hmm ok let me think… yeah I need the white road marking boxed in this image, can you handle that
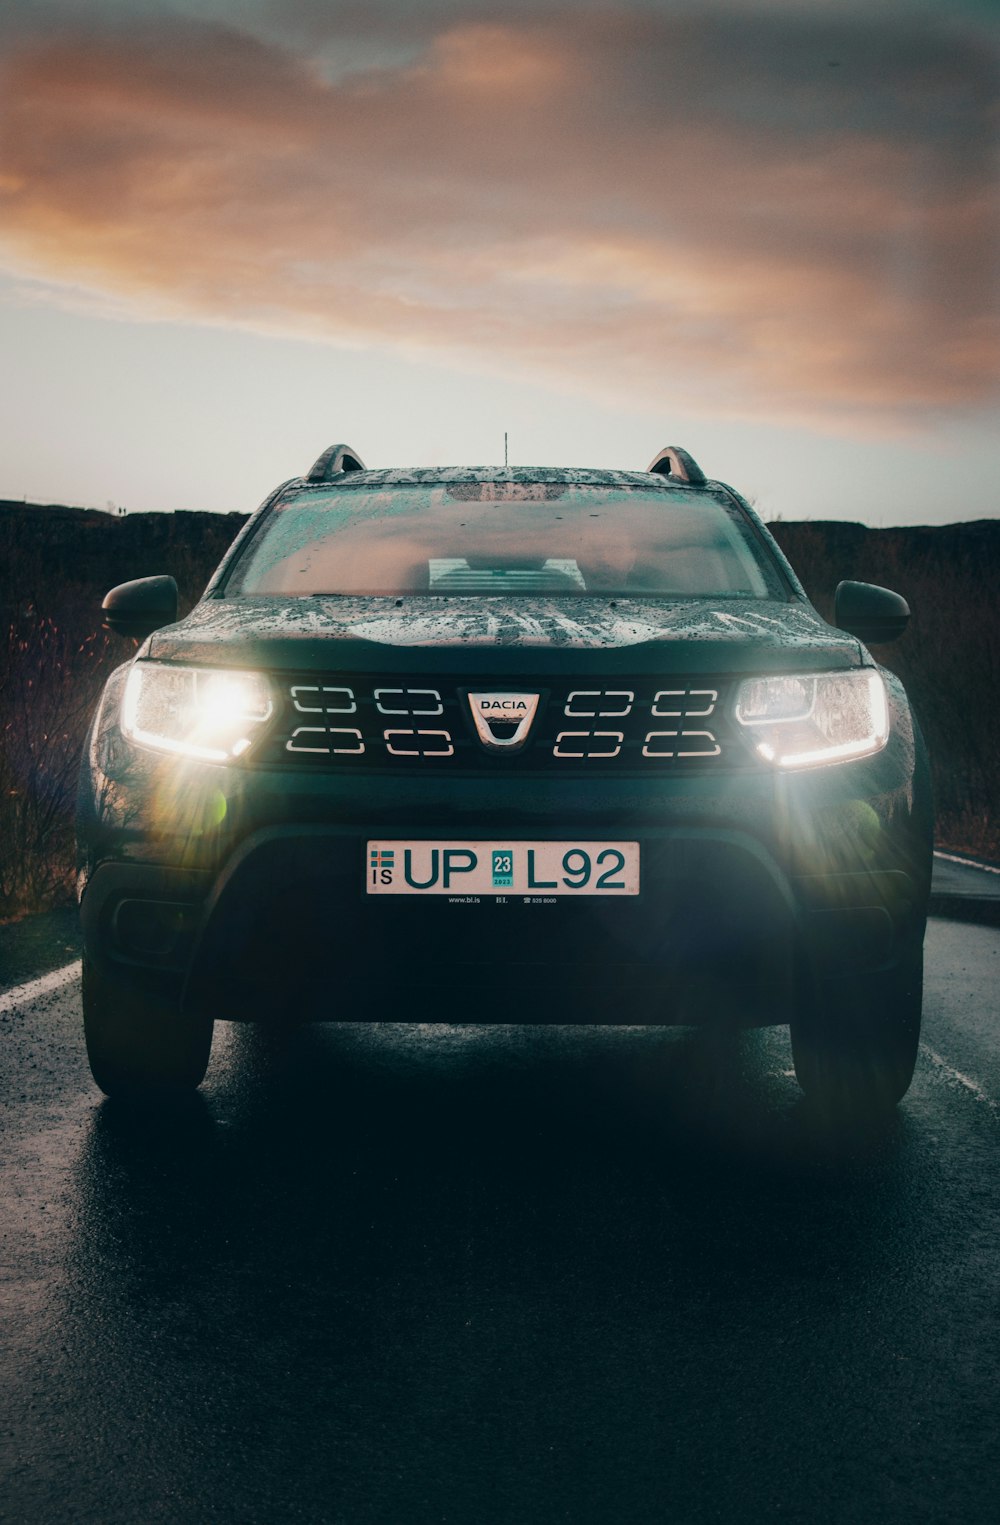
[0,960,82,1016]
[933,851,1000,876]
[921,1043,997,1111]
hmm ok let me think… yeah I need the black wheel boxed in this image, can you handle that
[83,957,213,1096]
[790,943,923,1117]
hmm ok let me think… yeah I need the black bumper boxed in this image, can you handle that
[79,822,923,1028]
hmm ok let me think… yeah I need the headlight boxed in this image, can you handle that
[734,669,888,769]
[122,663,273,761]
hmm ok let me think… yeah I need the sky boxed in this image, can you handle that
[0,0,997,525]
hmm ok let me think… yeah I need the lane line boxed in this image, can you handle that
[0,959,82,1016]
[920,1043,997,1111]
[933,851,1000,876]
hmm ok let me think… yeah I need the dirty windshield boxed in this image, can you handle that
[225,482,778,599]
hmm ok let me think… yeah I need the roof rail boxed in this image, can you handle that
[306,443,367,482]
[647,446,706,486]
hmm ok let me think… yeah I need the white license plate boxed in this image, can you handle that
[366,840,640,896]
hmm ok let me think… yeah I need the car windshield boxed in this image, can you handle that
[224,482,780,599]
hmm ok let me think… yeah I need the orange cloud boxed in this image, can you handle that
[0,6,996,428]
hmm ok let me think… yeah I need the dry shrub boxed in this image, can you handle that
[0,610,121,916]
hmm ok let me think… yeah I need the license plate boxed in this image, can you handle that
[366,840,640,896]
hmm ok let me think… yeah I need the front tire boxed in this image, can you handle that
[83,957,213,1096]
[790,944,923,1118]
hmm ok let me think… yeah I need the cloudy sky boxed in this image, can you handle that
[1,0,997,523]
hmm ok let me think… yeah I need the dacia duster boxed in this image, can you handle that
[77,444,932,1112]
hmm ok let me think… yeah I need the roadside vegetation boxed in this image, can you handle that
[1,501,997,920]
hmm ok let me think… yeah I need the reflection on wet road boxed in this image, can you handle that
[2,919,999,1523]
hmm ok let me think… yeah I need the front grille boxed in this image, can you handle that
[254,677,751,773]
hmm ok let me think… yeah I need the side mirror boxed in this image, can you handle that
[834,579,910,644]
[102,576,179,640]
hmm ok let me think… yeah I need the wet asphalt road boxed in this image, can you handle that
[2,916,1000,1525]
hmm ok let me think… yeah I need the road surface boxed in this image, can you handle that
[1,909,999,1524]
[929,852,1000,921]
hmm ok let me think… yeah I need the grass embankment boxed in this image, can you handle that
[1,501,997,920]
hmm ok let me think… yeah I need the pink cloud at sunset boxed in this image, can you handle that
[0,3,996,431]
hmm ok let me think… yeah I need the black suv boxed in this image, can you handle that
[78,444,932,1111]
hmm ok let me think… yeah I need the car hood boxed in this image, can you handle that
[146,595,863,676]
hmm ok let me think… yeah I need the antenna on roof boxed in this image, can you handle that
[504,431,508,468]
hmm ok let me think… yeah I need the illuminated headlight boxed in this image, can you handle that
[734,669,889,769]
[122,663,273,762]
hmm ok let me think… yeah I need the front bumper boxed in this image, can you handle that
[79,821,925,1028]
